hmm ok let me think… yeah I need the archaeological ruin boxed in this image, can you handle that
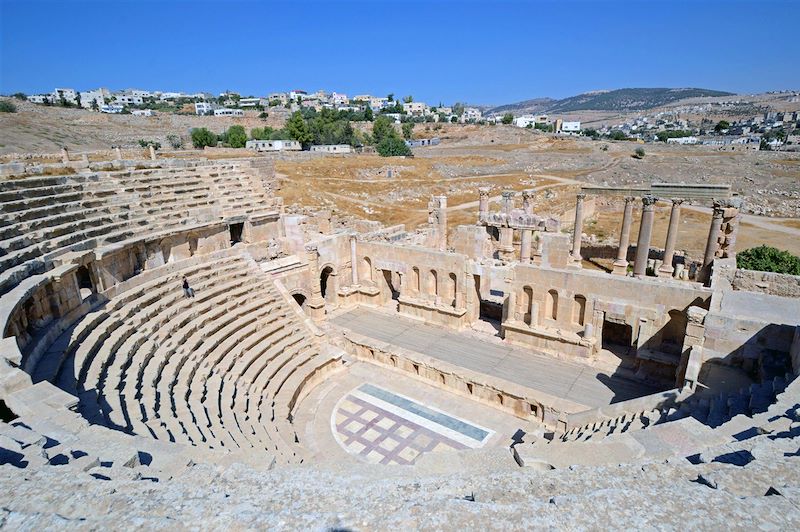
[0,150,799,527]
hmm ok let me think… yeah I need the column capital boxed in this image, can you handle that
[624,195,636,204]
[575,192,586,201]
[641,194,657,208]
[478,187,490,198]
[501,190,515,199]
[671,198,684,206]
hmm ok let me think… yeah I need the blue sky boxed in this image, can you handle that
[1,0,798,105]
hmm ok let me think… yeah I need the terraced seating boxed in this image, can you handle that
[0,162,276,296]
[27,250,341,463]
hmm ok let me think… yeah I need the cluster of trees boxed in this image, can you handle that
[737,246,800,275]
[373,115,411,156]
[284,109,360,148]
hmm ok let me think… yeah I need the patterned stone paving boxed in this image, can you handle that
[332,384,493,465]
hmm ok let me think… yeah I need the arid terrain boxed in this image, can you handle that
[3,101,799,259]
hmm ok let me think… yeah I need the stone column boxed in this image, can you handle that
[501,190,515,215]
[149,145,157,160]
[305,246,326,322]
[505,290,518,323]
[658,198,683,278]
[350,235,358,286]
[701,200,725,282]
[633,195,657,278]
[612,196,636,275]
[61,147,70,164]
[114,146,122,160]
[478,188,490,220]
[570,193,586,265]
[522,189,535,215]
[435,195,447,251]
[520,229,532,263]
[499,226,515,260]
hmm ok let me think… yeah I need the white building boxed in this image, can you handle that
[289,90,307,100]
[79,88,110,109]
[269,92,288,104]
[100,104,124,114]
[403,102,430,117]
[369,97,388,110]
[213,108,244,117]
[195,102,219,115]
[245,139,302,151]
[385,113,402,124]
[238,97,266,108]
[159,92,185,100]
[131,109,153,117]
[514,115,537,128]
[310,144,352,154]
[561,121,581,134]
[52,88,78,105]
[331,92,348,106]
[666,136,698,145]
[27,94,49,104]
[113,94,144,106]
[461,107,482,122]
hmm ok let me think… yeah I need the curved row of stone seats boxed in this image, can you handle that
[0,161,276,296]
[559,373,794,444]
[25,251,342,463]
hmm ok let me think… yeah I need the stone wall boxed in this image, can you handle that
[720,267,800,298]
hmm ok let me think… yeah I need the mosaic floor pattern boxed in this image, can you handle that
[332,383,493,465]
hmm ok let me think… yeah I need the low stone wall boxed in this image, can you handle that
[723,268,800,298]
[339,329,587,429]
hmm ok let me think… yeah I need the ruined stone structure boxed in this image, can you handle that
[0,155,798,527]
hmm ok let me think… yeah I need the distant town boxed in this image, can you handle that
[12,85,800,151]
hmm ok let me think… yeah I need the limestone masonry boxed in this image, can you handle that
[0,149,798,529]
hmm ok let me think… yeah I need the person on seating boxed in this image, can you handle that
[183,277,195,298]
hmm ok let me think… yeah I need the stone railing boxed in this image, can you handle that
[339,329,586,429]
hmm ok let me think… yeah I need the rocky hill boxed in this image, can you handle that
[488,87,734,116]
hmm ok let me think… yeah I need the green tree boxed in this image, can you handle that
[226,125,247,148]
[258,111,268,120]
[633,147,645,159]
[387,93,394,102]
[0,100,17,113]
[364,106,373,121]
[452,102,465,116]
[737,245,800,275]
[91,99,99,111]
[402,122,414,140]
[582,128,599,138]
[501,113,514,125]
[191,127,218,149]
[286,111,313,146]
[166,134,183,149]
[714,120,730,133]
[403,95,413,103]
[450,115,458,123]
[372,115,397,145]
[609,130,627,140]
[377,136,412,156]
[11,92,26,100]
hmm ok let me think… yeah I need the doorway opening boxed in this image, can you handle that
[229,222,244,245]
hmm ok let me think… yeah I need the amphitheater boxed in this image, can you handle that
[0,149,798,529]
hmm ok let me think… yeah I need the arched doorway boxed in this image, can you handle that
[75,265,94,300]
[320,266,334,298]
[292,293,307,308]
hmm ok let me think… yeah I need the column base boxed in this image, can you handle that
[656,265,675,278]
[611,260,628,275]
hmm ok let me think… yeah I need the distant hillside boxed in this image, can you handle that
[488,88,735,116]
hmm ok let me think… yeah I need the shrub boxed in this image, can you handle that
[166,134,183,149]
[402,122,414,140]
[501,113,514,125]
[633,147,645,159]
[137,139,161,149]
[191,127,218,149]
[0,100,17,113]
[226,125,247,148]
[376,136,412,157]
[736,246,800,275]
